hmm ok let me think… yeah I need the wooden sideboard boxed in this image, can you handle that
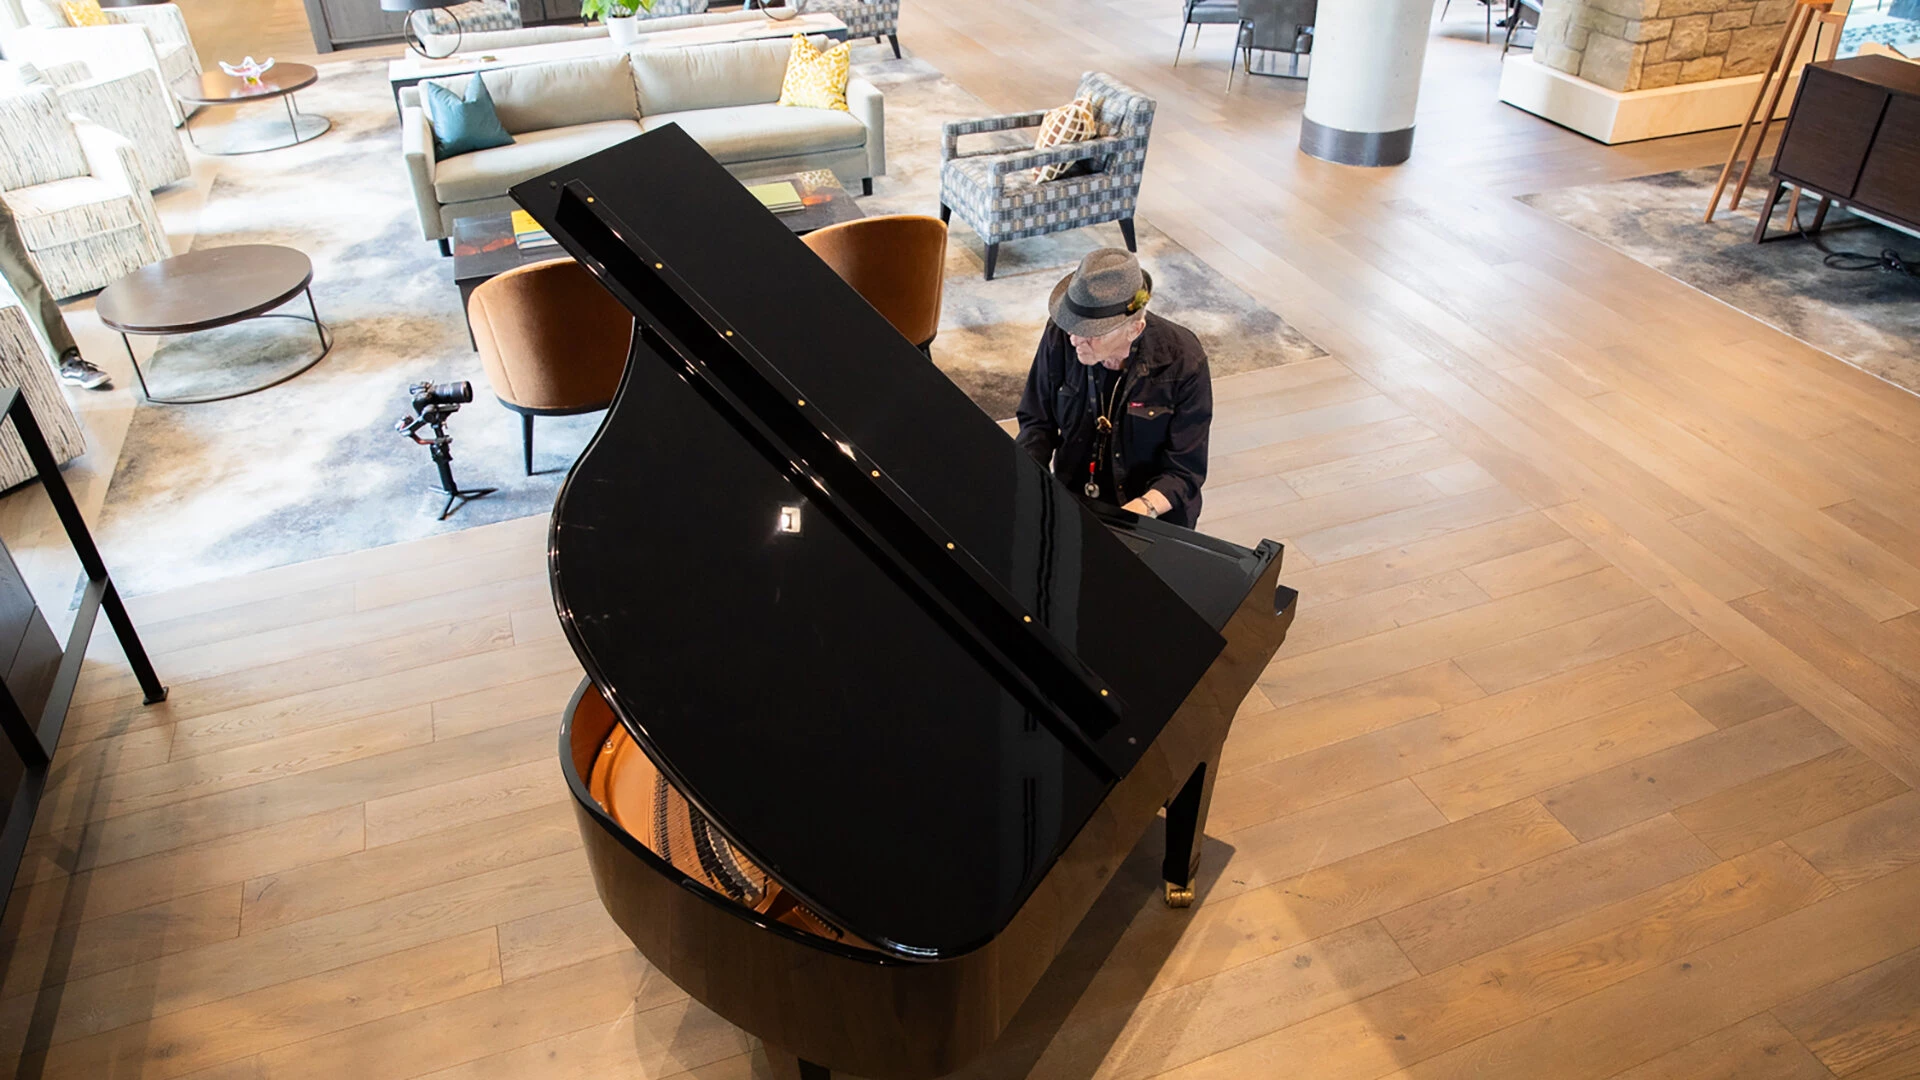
[302,0,584,52]
[1756,55,1920,242]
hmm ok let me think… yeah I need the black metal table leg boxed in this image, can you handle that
[122,332,154,401]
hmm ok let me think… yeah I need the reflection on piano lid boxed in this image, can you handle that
[520,127,1299,1079]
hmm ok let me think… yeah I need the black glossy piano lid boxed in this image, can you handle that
[516,127,1236,959]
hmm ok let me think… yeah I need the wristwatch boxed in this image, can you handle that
[1142,502,1160,519]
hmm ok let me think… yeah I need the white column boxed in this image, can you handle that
[1299,0,1434,166]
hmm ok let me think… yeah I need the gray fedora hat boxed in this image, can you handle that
[1048,248,1154,339]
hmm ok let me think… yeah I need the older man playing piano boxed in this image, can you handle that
[1014,249,1214,528]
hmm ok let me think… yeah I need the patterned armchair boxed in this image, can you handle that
[0,86,169,298]
[417,0,713,51]
[2,60,189,190]
[1,0,202,126]
[937,71,1154,281]
[802,0,900,57]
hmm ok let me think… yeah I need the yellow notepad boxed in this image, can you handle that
[510,209,542,238]
[746,181,804,212]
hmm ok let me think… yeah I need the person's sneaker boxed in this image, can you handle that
[57,352,110,391]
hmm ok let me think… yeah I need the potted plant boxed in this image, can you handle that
[580,0,654,48]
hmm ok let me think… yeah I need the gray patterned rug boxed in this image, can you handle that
[1520,166,1920,396]
[94,50,1323,596]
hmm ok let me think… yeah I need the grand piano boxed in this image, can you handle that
[516,127,1300,1080]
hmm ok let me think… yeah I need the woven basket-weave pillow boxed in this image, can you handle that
[1032,96,1099,183]
[778,34,851,111]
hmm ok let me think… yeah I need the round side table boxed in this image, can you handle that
[174,63,330,156]
[96,245,333,405]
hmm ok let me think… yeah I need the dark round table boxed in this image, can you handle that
[96,245,332,404]
[174,63,329,155]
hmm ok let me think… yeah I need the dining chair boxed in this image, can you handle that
[1174,0,1242,66]
[1227,0,1314,91]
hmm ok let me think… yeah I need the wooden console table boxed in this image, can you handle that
[1756,55,1920,243]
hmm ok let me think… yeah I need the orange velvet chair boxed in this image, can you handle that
[801,215,948,354]
[468,258,634,475]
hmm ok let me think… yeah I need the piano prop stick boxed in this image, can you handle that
[517,127,1300,1080]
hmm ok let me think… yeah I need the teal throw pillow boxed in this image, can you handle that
[424,75,514,161]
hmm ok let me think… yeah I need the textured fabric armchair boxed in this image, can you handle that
[938,71,1154,281]
[1,0,202,126]
[801,0,900,57]
[0,283,85,485]
[417,0,715,52]
[0,86,169,298]
[3,60,189,190]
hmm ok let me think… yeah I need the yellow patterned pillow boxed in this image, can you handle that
[778,34,850,112]
[58,0,107,26]
[1033,96,1100,182]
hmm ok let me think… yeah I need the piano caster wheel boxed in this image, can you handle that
[1165,881,1195,908]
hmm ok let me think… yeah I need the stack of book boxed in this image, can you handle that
[512,209,559,252]
[746,181,805,215]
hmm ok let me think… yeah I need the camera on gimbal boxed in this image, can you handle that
[396,380,495,520]
[407,380,473,418]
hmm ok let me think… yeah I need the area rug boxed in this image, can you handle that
[1519,166,1920,395]
[92,49,1323,597]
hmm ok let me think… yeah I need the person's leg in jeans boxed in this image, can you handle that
[0,207,110,389]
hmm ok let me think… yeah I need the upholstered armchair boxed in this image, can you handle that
[0,87,169,298]
[801,0,900,57]
[468,258,631,475]
[937,71,1154,281]
[417,0,714,52]
[1,0,202,126]
[641,0,714,16]
[3,60,189,190]
[0,284,85,485]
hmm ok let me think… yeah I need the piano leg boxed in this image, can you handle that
[766,1044,832,1080]
[1162,759,1216,908]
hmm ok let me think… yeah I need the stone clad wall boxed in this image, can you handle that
[1534,0,1794,91]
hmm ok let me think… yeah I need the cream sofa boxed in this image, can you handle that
[401,38,886,248]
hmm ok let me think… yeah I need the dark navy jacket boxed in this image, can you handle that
[1013,312,1213,528]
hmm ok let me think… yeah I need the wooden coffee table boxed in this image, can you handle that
[752,169,868,234]
[174,63,329,156]
[450,172,862,347]
[96,245,332,404]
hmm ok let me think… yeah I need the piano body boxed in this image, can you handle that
[517,127,1299,1080]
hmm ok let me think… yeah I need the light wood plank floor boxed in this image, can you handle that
[3,0,1920,1078]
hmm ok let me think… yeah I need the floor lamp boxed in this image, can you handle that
[383,0,465,59]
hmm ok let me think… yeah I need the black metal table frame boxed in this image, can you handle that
[182,91,330,156]
[112,285,333,405]
[0,388,166,926]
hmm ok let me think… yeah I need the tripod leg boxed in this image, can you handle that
[1704,3,1801,222]
[1730,4,1816,212]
